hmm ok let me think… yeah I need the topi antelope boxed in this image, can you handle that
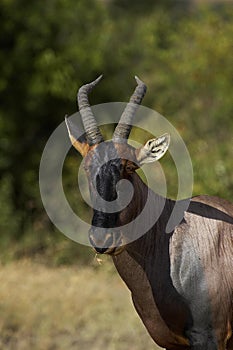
[65,75,233,350]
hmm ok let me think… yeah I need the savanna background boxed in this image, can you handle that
[0,0,232,349]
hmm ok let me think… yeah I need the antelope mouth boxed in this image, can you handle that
[89,230,125,255]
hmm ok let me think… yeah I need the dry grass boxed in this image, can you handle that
[0,259,161,350]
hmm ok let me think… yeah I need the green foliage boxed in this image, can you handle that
[0,0,232,263]
[0,177,20,238]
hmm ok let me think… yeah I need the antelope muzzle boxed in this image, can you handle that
[88,227,123,255]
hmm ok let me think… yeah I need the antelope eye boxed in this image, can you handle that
[126,163,133,172]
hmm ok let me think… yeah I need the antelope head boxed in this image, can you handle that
[65,75,170,255]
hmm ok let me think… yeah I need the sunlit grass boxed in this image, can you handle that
[0,259,161,349]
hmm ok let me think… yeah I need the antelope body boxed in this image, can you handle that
[65,76,233,350]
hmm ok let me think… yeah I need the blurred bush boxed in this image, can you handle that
[0,0,232,263]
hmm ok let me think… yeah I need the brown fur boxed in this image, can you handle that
[112,172,233,350]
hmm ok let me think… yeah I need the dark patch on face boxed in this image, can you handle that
[86,142,123,230]
[95,158,122,202]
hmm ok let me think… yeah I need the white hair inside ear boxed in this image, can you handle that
[136,133,170,165]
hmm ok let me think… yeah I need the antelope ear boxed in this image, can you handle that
[65,116,90,157]
[136,133,170,165]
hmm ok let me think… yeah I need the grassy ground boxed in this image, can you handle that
[0,258,162,350]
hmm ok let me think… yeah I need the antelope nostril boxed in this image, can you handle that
[104,234,114,248]
[89,233,96,248]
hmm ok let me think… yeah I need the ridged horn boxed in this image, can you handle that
[77,75,104,145]
[113,76,147,142]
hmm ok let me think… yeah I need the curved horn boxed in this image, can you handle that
[77,75,104,145]
[113,76,147,143]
